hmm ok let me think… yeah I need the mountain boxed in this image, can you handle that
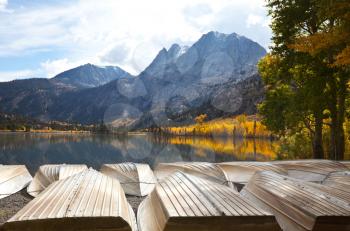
[53,63,132,88]
[0,31,267,128]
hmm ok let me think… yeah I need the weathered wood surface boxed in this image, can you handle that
[217,162,287,190]
[0,165,32,199]
[155,162,228,186]
[322,171,350,192]
[27,164,87,197]
[273,159,348,182]
[241,171,350,231]
[341,161,350,169]
[138,171,280,231]
[100,163,156,196]
[3,168,137,231]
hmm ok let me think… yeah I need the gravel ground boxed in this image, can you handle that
[0,189,32,226]
[0,190,145,227]
[126,196,145,215]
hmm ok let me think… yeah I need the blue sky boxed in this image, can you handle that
[0,0,271,82]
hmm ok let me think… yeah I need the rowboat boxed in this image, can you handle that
[100,163,156,196]
[3,168,137,231]
[154,162,228,186]
[241,171,350,231]
[217,161,287,191]
[27,164,87,197]
[137,171,281,231]
[272,159,348,182]
[0,165,32,199]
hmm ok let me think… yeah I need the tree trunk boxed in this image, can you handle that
[313,112,324,159]
[329,79,338,160]
[335,75,347,160]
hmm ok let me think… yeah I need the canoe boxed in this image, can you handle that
[272,159,348,182]
[217,162,287,191]
[0,165,32,199]
[3,168,137,231]
[154,162,228,186]
[100,163,156,196]
[137,171,281,231]
[27,164,87,197]
[241,171,350,231]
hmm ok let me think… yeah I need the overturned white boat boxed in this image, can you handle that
[0,165,32,199]
[241,171,350,231]
[217,161,287,190]
[273,159,348,182]
[3,168,137,231]
[154,162,228,186]
[100,163,156,196]
[27,164,87,197]
[138,171,281,231]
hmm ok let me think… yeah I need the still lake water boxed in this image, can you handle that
[0,132,279,174]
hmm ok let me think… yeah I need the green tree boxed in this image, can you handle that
[260,0,330,158]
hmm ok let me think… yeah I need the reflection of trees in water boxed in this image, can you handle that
[157,135,278,161]
[0,133,278,174]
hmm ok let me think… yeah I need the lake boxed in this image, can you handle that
[0,132,279,174]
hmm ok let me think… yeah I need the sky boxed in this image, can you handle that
[0,0,272,82]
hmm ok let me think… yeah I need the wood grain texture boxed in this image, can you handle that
[241,171,350,231]
[3,168,137,231]
[27,164,87,197]
[217,161,287,190]
[155,162,228,186]
[100,163,156,196]
[0,165,32,199]
[138,171,280,231]
[272,159,348,182]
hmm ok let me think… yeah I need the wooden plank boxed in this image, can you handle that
[27,164,87,197]
[3,168,137,231]
[241,171,350,231]
[100,163,156,196]
[273,160,348,182]
[0,165,32,199]
[138,171,280,231]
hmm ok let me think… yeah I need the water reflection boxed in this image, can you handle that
[0,132,279,174]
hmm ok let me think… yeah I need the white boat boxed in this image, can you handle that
[241,171,350,231]
[3,168,137,231]
[217,161,287,190]
[272,159,348,182]
[27,164,87,197]
[137,171,280,231]
[100,163,156,196]
[0,165,32,199]
[155,162,228,186]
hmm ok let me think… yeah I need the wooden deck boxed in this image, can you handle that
[27,164,87,197]
[155,162,228,186]
[217,162,287,190]
[273,159,349,182]
[0,165,32,199]
[3,168,137,231]
[241,171,350,231]
[100,163,156,196]
[138,171,280,231]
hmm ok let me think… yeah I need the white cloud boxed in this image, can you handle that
[0,0,271,79]
[0,69,40,82]
[0,0,7,11]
